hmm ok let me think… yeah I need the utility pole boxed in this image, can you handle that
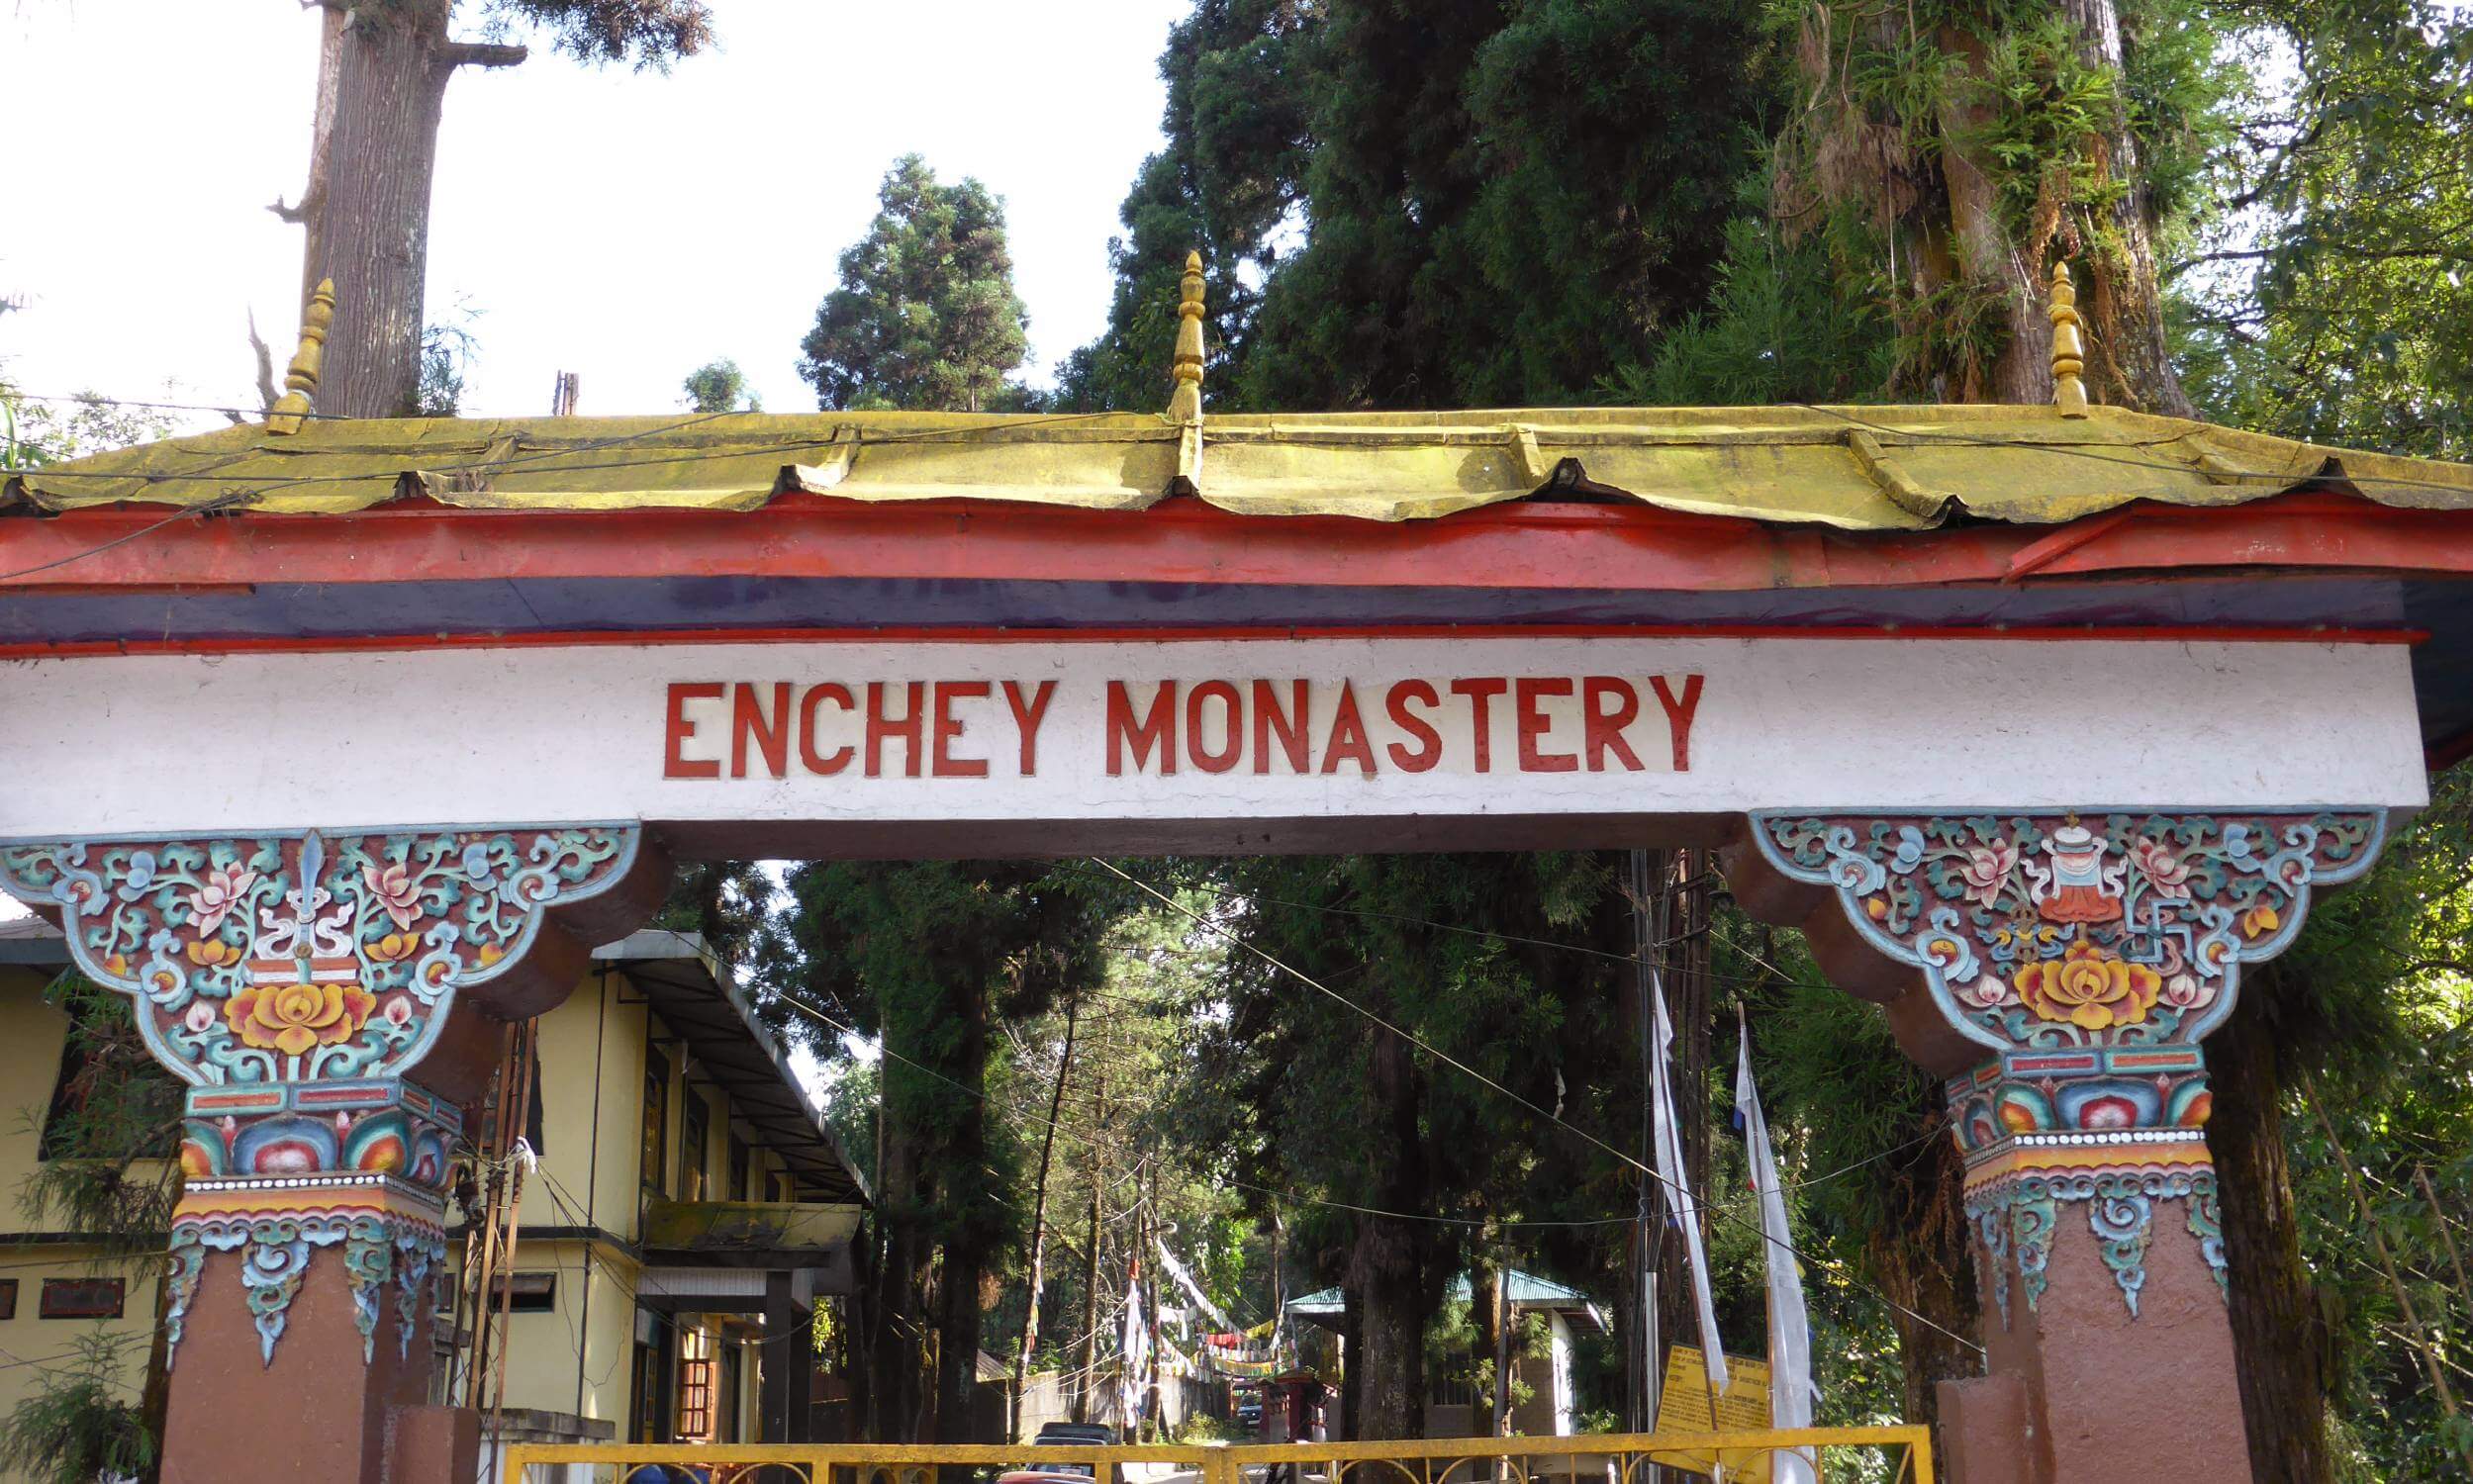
[549,369,580,416]
[1012,996,1081,1442]
[1071,1076,1107,1425]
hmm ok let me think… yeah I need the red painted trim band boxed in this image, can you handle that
[0,621,2426,663]
[9,489,2473,597]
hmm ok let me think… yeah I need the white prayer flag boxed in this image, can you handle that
[1120,1266,1149,1427]
[1651,973,1729,1392]
[1737,1018,1818,1484]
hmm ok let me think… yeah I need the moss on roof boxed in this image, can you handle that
[11,403,2473,528]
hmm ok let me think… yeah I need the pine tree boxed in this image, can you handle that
[1051,0,1318,412]
[274,0,712,417]
[799,156,1031,414]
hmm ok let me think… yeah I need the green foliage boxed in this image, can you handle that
[1612,218,1894,405]
[2259,770,2473,1478]
[1052,1,1318,412]
[0,1330,154,1484]
[21,974,181,1251]
[2176,3,2473,457]
[1231,0,1775,409]
[0,384,178,468]
[415,299,483,419]
[799,155,1031,413]
[480,0,713,68]
[681,358,759,414]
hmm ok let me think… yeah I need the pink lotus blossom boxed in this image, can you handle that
[1955,974,2015,1010]
[1958,840,2020,909]
[190,865,257,935]
[362,861,424,931]
[2132,837,2193,899]
[2160,974,2213,1010]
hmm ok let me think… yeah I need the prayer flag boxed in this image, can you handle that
[1736,1018,1818,1484]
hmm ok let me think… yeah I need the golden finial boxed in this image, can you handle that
[265,278,335,435]
[2048,261,2090,419]
[1167,250,1205,424]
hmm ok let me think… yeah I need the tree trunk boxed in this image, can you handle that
[2207,969,2332,1484]
[1933,27,2049,406]
[291,1,524,417]
[1071,1078,1106,1426]
[1654,852,1717,1381]
[871,1107,931,1441]
[1349,1014,1432,1439]
[2061,0,2196,416]
[1868,1103,1981,1440]
[930,982,994,1442]
[1012,999,1079,1442]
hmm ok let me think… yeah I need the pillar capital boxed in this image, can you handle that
[1748,809,2384,1065]
[0,824,661,1373]
[1736,807,2388,1483]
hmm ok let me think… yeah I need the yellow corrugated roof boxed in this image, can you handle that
[10,403,2472,527]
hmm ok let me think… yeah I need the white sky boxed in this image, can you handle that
[0,0,1183,424]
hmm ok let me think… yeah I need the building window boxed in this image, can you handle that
[682,1089,711,1204]
[631,1342,660,1443]
[678,1332,714,1439]
[40,1278,123,1319]
[0,1280,17,1320]
[492,1272,557,1314]
[642,1049,670,1196]
[729,1133,751,1203]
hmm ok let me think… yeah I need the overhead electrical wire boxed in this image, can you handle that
[1087,856,1987,1358]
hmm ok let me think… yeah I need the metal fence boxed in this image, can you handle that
[502,1427,1934,1484]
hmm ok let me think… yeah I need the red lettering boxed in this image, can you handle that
[1383,680,1443,773]
[1106,681,1179,776]
[798,683,854,775]
[1321,682,1376,776]
[865,681,925,779]
[663,682,723,780]
[1187,680,1243,774]
[1451,678,1507,773]
[931,681,990,778]
[1514,677,1576,773]
[1000,680,1057,775]
[730,682,793,779]
[1580,677,1645,773]
[1650,673,1705,771]
[1252,679,1310,774]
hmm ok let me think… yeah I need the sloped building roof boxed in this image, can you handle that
[11,403,2473,529]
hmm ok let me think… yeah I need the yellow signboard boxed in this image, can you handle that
[1652,1346,1776,1482]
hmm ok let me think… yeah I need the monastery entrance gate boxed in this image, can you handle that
[10,273,2473,1483]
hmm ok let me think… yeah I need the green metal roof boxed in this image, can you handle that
[1286,1269,1604,1331]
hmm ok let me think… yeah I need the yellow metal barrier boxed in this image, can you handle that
[504,1427,1933,1484]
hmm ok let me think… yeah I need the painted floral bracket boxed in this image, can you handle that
[1752,807,2384,1321]
[0,823,646,1366]
[0,825,644,1088]
[1750,809,2385,1056]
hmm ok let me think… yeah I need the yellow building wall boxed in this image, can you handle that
[0,952,831,1460]
[0,967,161,1484]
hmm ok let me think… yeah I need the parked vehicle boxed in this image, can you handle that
[997,1423,1121,1484]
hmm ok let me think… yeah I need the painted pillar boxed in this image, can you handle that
[0,826,662,1484]
[1740,809,2387,1484]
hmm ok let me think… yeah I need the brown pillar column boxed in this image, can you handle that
[760,1268,820,1442]
[1738,808,2388,1484]
[0,825,663,1484]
